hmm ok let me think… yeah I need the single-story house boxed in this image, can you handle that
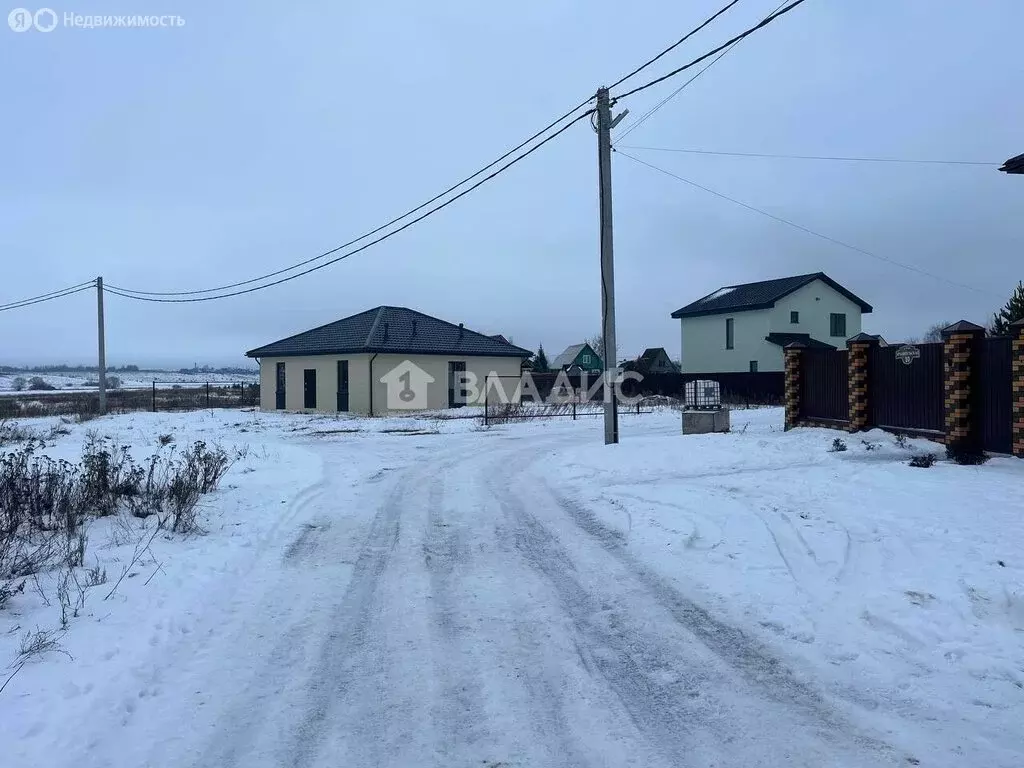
[245,306,532,414]
[551,343,603,374]
[633,347,679,374]
[670,272,872,373]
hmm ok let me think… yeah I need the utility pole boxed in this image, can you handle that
[96,276,106,415]
[595,86,628,445]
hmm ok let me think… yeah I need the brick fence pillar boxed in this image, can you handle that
[941,320,986,454]
[1012,319,1024,458]
[784,342,805,430]
[846,333,879,432]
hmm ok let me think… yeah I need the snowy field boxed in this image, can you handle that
[1,406,1021,767]
[0,369,258,394]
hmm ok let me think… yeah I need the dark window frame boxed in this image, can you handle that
[830,312,847,337]
[749,360,758,373]
[790,310,799,324]
[725,318,735,350]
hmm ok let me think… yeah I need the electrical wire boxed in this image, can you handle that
[609,0,742,89]
[615,0,788,143]
[613,0,808,102]
[104,111,594,304]
[615,148,1000,298]
[107,99,596,297]
[616,145,999,166]
[108,1,749,300]
[0,281,95,312]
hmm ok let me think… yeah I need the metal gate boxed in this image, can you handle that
[870,343,944,433]
[800,348,848,422]
[977,337,1012,453]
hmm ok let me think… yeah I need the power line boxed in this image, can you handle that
[609,0,742,89]
[613,0,808,102]
[616,145,999,166]
[615,0,788,143]
[0,281,95,313]
[108,100,595,297]
[108,2,747,300]
[615,148,999,298]
[104,111,594,304]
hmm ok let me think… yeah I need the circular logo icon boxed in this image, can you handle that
[34,7,57,32]
[8,7,33,31]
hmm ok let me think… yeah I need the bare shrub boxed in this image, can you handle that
[157,433,174,446]
[829,438,848,453]
[17,627,69,661]
[11,377,27,392]
[27,377,56,392]
[0,578,25,609]
[0,420,36,446]
[909,453,936,468]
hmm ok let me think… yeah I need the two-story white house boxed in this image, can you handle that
[671,272,873,373]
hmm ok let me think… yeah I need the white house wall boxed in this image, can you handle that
[258,354,373,414]
[769,279,863,342]
[369,354,523,412]
[679,308,779,373]
[258,354,523,414]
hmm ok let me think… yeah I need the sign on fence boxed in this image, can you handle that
[894,345,921,366]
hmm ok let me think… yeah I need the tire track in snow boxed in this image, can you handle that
[478,438,898,765]
[420,461,491,763]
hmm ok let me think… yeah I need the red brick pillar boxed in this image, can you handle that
[1012,319,1024,458]
[942,321,985,455]
[784,342,805,431]
[846,334,879,432]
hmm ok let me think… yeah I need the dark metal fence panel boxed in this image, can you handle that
[870,343,944,432]
[800,348,848,422]
[977,337,1012,453]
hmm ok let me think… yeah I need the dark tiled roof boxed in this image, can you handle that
[246,306,532,358]
[999,153,1024,174]
[765,332,836,350]
[670,272,872,319]
[637,347,664,364]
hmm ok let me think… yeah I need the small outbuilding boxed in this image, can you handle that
[245,306,531,414]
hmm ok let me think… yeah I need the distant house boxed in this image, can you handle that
[551,343,603,373]
[670,272,872,374]
[633,347,679,375]
[245,306,531,414]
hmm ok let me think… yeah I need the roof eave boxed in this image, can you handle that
[671,302,775,319]
[245,347,531,359]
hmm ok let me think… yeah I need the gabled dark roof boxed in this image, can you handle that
[765,332,836,350]
[670,272,872,319]
[637,347,668,364]
[999,153,1024,174]
[245,306,532,358]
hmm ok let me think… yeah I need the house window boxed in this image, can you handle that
[790,311,799,324]
[830,313,847,337]
[749,360,758,373]
[725,318,734,350]
[581,354,591,365]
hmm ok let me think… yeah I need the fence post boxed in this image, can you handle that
[783,342,805,430]
[152,381,157,413]
[484,375,489,426]
[942,321,986,455]
[572,398,576,421]
[1012,319,1024,459]
[846,333,879,432]
[206,382,211,409]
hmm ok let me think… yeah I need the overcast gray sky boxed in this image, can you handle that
[2,0,1022,368]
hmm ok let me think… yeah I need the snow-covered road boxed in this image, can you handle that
[33,421,896,768]
[6,408,1021,767]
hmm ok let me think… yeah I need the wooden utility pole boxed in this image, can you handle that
[595,87,627,445]
[96,276,106,415]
